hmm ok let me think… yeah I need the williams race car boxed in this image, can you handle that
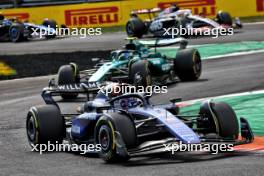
[126,4,242,38]
[0,14,57,42]
[56,38,201,99]
[26,83,254,162]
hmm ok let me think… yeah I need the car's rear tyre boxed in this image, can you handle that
[57,64,80,100]
[174,48,202,81]
[26,105,64,148]
[9,23,25,42]
[129,60,152,87]
[42,19,57,29]
[216,12,233,26]
[42,19,57,39]
[126,17,146,38]
[198,101,239,139]
[95,113,137,162]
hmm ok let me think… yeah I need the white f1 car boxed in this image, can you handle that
[126,5,242,38]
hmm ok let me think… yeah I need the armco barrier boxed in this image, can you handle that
[0,0,264,28]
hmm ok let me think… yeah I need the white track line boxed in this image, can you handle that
[177,89,264,105]
[244,21,264,25]
[206,49,264,59]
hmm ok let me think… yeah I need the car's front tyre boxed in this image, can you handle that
[198,101,239,139]
[95,113,137,162]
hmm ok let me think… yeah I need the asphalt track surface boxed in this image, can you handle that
[1,24,264,175]
[1,23,264,55]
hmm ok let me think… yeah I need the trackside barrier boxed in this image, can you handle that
[0,0,264,28]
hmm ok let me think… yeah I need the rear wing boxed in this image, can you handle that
[41,80,103,107]
[138,37,188,48]
[131,7,162,15]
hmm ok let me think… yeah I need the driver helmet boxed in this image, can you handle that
[170,3,180,12]
[118,52,131,61]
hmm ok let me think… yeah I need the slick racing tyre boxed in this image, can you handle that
[95,113,137,162]
[9,23,25,42]
[26,105,65,148]
[126,17,146,38]
[174,48,202,81]
[129,60,152,87]
[198,101,239,140]
[216,11,233,26]
[42,19,57,39]
[57,64,80,100]
[42,19,57,29]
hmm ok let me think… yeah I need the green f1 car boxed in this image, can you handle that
[56,38,202,99]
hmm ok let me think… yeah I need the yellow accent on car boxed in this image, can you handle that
[70,62,78,77]
[30,108,39,143]
[107,121,116,150]
[207,101,220,135]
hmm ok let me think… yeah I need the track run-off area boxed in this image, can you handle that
[0,23,264,176]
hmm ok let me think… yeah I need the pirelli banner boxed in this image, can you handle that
[1,0,264,28]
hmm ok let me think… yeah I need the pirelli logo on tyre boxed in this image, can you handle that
[65,6,119,26]
[3,13,29,21]
[158,0,216,16]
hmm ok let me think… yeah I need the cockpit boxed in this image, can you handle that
[110,50,135,61]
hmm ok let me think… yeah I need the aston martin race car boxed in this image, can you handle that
[0,14,57,42]
[126,5,242,38]
[56,38,201,99]
[26,82,254,162]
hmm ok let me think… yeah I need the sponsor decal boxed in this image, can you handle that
[256,0,264,12]
[0,62,17,76]
[57,82,102,90]
[65,6,119,26]
[3,13,29,21]
[158,0,216,16]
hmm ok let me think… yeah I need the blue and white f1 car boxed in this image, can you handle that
[0,14,57,42]
[126,5,242,38]
[26,83,254,162]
